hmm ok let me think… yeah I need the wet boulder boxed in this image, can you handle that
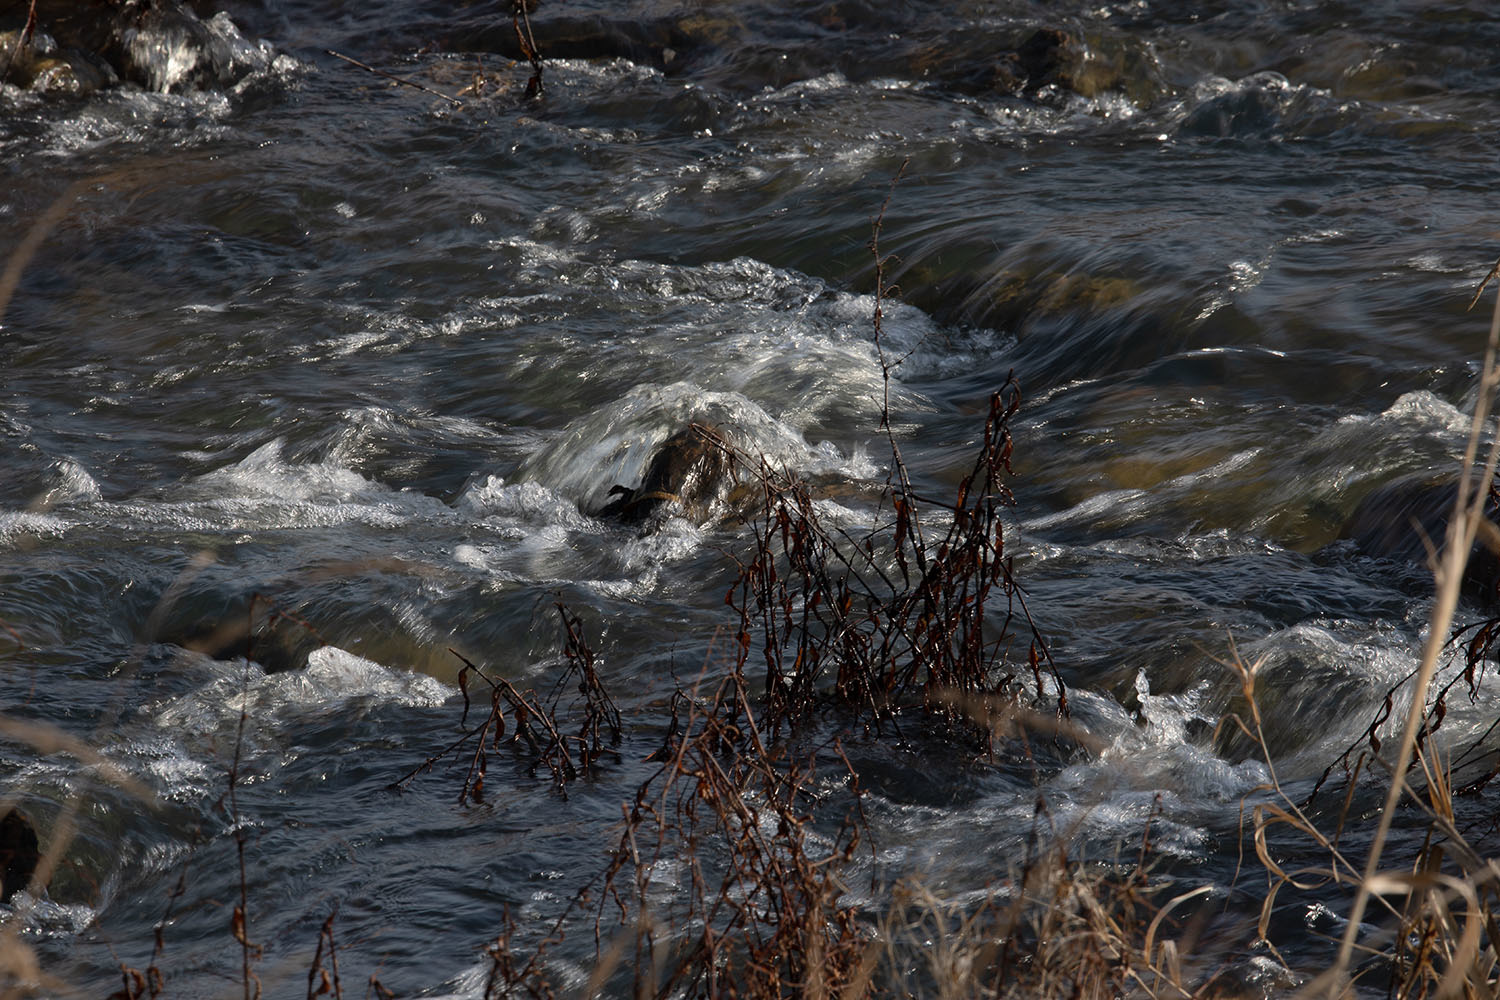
[440,11,742,79]
[1,0,271,94]
[439,11,1163,102]
[1340,474,1500,605]
[590,423,888,530]
[896,259,1144,336]
[0,809,39,903]
[0,27,117,94]
[906,25,1164,105]
[908,27,1088,97]
[596,423,738,526]
[1009,28,1093,96]
[147,593,319,674]
[154,613,310,674]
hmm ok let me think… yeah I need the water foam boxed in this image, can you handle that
[517,382,876,516]
[150,646,451,741]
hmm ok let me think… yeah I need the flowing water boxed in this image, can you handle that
[4,0,1500,993]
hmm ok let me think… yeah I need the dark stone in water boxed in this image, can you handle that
[592,424,888,529]
[1,0,265,94]
[895,260,1144,339]
[906,25,1162,104]
[1011,27,1085,95]
[1340,474,1500,605]
[907,27,1085,97]
[596,424,736,526]
[148,594,317,674]
[0,26,117,93]
[156,614,308,674]
[0,809,39,903]
[443,12,734,78]
[442,9,1162,102]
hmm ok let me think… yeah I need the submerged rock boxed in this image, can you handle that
[442,12,741,78]
[907,24,1165,105]
[439,7,1166,105]
[148,593,319,674]
[1340,474,1500,605]
[899,261,1144,335]
[0,809,39,903]
[0,28,117,94]
[0,0,271,94]
[154,612,311,674]
[596,423,739,525]
[911,27,1089,98]
[591,423,887,530]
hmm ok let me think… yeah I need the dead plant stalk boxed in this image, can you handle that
[1328,276,1500,992]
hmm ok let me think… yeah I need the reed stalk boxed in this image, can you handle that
[1325,270,1500,996]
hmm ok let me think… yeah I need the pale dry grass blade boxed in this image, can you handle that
[1329,277,1500,995]
[0,721,151,802]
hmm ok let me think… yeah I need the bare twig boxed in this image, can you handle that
[325,50,463,107]
[1467,257,1500,313]
[0,0,37,84]
[512,1,544,99]
[226,655,262,1000]
[306,906,343,1000]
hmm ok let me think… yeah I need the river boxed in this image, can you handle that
[3,0,1500,995]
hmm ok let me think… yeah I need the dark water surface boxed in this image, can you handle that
[5,0,1500,993]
